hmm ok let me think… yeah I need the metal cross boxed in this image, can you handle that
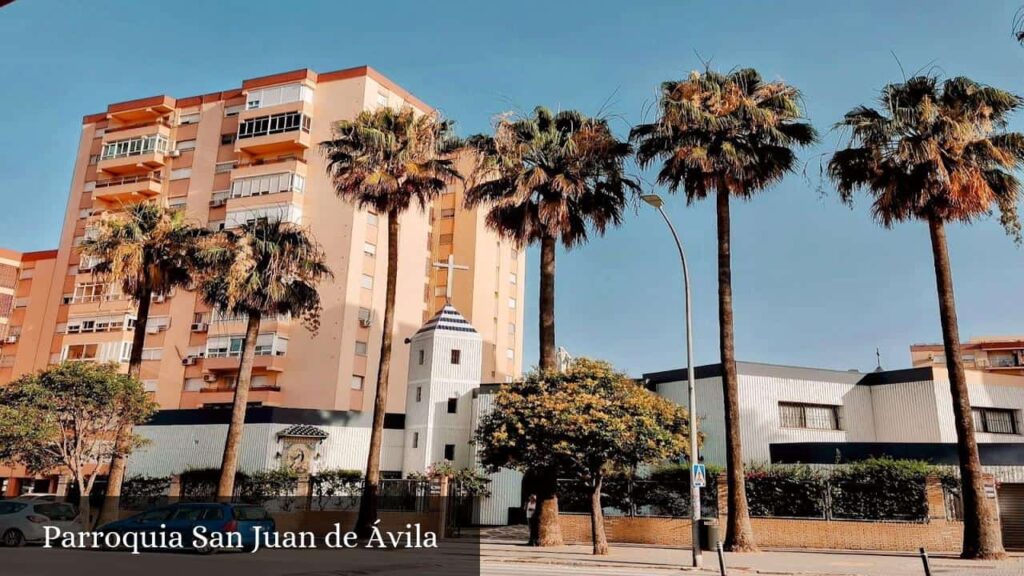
[432,254,469,301]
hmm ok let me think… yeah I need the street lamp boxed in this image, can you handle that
[641,193,702,568]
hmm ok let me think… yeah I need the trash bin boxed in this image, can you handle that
[698,518,719,551]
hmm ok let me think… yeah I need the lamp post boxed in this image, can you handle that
[642,193,702,568]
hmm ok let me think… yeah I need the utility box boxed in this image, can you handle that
[698,518,719,551]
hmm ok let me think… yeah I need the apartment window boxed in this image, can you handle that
[237,111,311,139]
[230,172,304,198]
[88,154,100,165]
[184,378,204,392]
[215,161,236,174]
[439,234,454,245]
[64,344,99,361]
[245,83,312,110]
[418,349,425,365]
[416,386,422,402]
[100,134,169,160]
[367,213,379,227]
[451,349,461,365]
[78,208,92,219]
[220,133,237,145]
[507,298,516,309]
[508,322,516,335]
[224,104,243,117]
[361,274,374,289]
[376,92,389,108]
[175,139,197,151]
[440,209,455,219]
[178,113,201,125]
[779,402,841,430]
[167,197,188,211]
[443,444,455,461]
[351,375,364,390]
[357,307,373,327]
[506,348,515,360]
[363,242,376,257]
[170,168,192,180]
[447,398,458,414]
[141,349,162,361]
[973,408,1019,435]
[73,282,114,303]
[208,220,225,232]
[355,341,368,356]
[412,432,419,449]
[509,272,517,285]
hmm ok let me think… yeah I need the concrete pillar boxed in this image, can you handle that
[55,475,70,497]
[295,474,311,511]
[168,474,181,499]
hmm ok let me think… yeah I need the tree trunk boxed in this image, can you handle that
[717,191,758,552]
[75,472,91,532]
[535,468,563,546]
[355,208,400,538]
[928,217,1005,560]
[95,282,152,527]
[539,234,557,371]
[590,473,609,555]
[217,311,261,499]
[533,235,564,545]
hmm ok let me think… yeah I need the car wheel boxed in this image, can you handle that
[2,529,25,547]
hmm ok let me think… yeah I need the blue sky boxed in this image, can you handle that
[2,0,1023,376]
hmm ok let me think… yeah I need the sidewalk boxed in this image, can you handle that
[480,540,1024,575]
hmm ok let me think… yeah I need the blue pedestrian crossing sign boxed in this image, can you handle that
[692,463,707,488]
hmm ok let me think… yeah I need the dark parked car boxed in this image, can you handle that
[97,503,274,553]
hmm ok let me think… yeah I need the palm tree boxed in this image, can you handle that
[81,201,205,526]
[198,219,331,498]
[464,106,639,546]
[632,68,817,552]
[321,107,461,535]
[829,75,1023,559]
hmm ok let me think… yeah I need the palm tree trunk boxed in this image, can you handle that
[927,217,1005,559]
[533,233,564,546]
[217,311,261,499]
[717,191,757,552]
[355,208,400,537]
[539,233,557,371]
[590,473,609,555]
[95,283,152,527]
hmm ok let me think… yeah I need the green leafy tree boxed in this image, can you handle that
[80,201,205,526]
[632,68,816,551]
[829,75,1024,559]
[197,219,332,499]
[475,358,690,555]
[0,362,156,529]
[321,107,461,536]
[464,108,639,546]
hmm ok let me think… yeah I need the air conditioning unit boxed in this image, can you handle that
[3,335,17,344]
[203,374,218,383]
[209,198,227,208]
[146,325,161,335]
[182,357,197,366]
[167,150,181,158]
[359,312,375,327]
[190,322,208,332]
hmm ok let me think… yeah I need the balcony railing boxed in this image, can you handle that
[94,172,163,189]
[234,154,304,169]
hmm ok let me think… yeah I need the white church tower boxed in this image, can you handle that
[402,299,483,476]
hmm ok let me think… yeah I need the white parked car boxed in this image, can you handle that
[0,500,82,546]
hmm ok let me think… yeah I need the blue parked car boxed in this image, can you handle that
[98,503,275,553]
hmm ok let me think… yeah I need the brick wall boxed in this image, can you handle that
[559,475,965,552]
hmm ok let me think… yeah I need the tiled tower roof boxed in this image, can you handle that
[415,304,478,336]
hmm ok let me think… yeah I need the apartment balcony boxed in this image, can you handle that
[92,172,163,204]
[97,125,173,175]
[230,156,307,180]
[203,353,287,373]
[234,110,311,155]
[106,96,175,124]
[179,388,282,409]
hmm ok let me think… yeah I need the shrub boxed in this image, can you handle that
[744,464,826,518]
[311,468,362,510]
[239,468,300,508]
[828,458,931,520]
[180,467,249,500]
[122,475,171,510]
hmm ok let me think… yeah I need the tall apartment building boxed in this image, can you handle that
[0,66,525,414]
[911,336,1024,377]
